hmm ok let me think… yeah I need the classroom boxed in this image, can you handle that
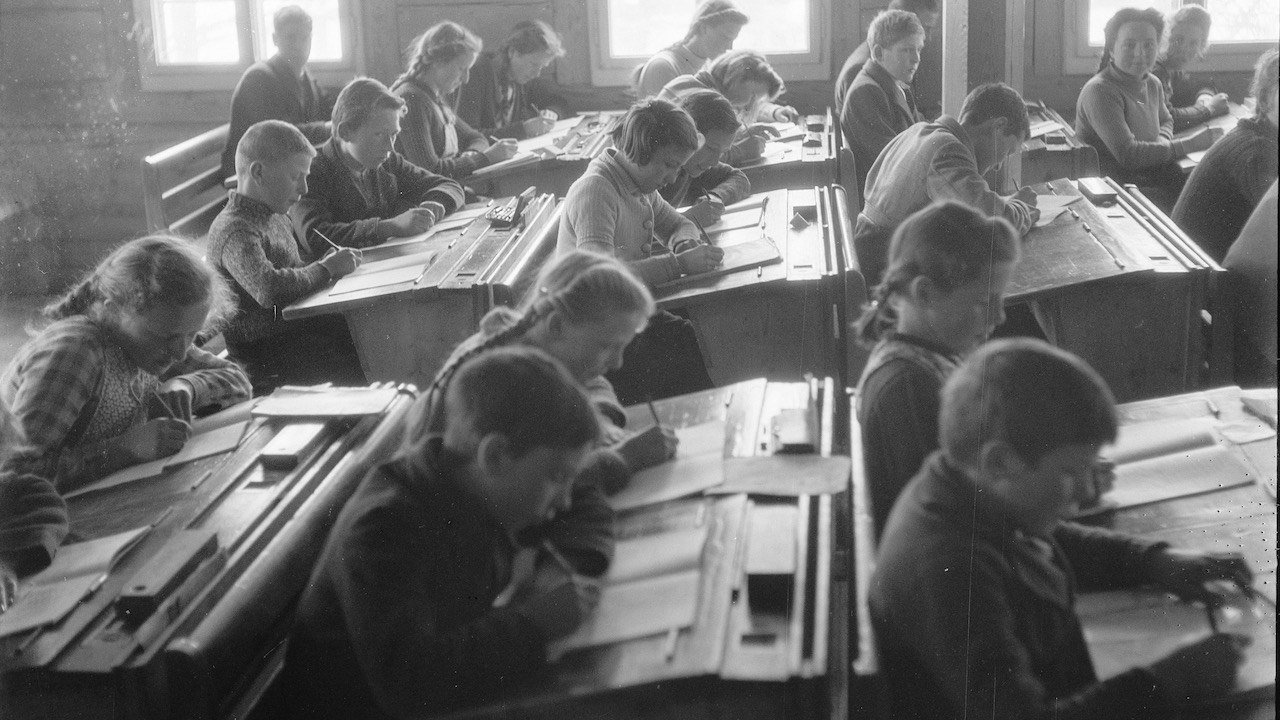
[0,0,1275,718]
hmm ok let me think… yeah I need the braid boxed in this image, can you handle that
[43,276,100,321]
[401,22,482,86]
[852,281,899,348]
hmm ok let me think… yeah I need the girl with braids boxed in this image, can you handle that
[391,22,519,179]
[0,236,251,491]
[1075,7,1219,210]
[409,250,678,497]
[632,0,750,99]
[457,20,569,140]
[558,99,719,404]
[853,201,1019,538]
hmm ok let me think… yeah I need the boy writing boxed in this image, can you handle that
[290,77,467,258]
[207,119,366,391]
[871,338,1252,719]
[280,347,608,718]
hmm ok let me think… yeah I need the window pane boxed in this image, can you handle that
[735,0,810,54]
[154,0,240,64]
[1204,0,1280,43]
[254,0,347,63]
[607,0,691,59]
[1087,0,1177,46]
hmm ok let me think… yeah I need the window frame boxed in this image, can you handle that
[1062,0,1277,75]
[133,0,364,92]
[587,0,833,87]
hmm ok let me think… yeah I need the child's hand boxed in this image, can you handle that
[676,243,725,274]
[1149,633,1249,702]
[1147,548,1254,605]
[118,418,190,462]
[1198,92,1229,115]
[614,423,678,471]
[155,378,196,422]
[320,247,362,278]
[522,116,556,137]
[1013,185,1038,206]
[684,196,726,226]
[382,207,438,237]
[747,124,782,140]
[772,105,801,124]
[483,139,519,162]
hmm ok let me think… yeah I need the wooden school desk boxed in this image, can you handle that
[1076,386,1277,720]
[657,186,866,388]
[739,111,856,196]
[434,377,851,720]
[283,193,560,389]
[0,385,415,720]
[1013,177,1228,401]
[1177,101,1251,174]
[461,111,623,198]
[1019,100,1100,185]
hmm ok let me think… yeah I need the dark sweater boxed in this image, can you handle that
[390,76,489,179]
[1172,116,1279,262]
[456,51,568,140]
[658,162,751,209]
[220,54,330,178]
[289,138,465,258]
[1152,60,1222,132]
[281,441,614,719]
[871,453,1174,720]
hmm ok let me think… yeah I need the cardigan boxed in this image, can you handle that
[634,44,707,99]
[861,116,1035,236]
[207,192,332,346]
[289,138,465,257]
[658,161,751,209]
[854,332,959,538]
[0,317,251,487]
[280,439,613,719]
[557,148,696,287]
[456,51,568,140]
[871,453,1174,720]
[1172,117,1278,262]
[220,54,330,178]
[1076,64,1188,178]
[841,59,922,196]
[1152,60,1222,132]
[390,77,489,179]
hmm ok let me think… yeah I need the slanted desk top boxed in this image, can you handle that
[1177,102,1251,174]
[462,111,622,198]
[0,386,415,720]
[738,112,854,195]
[1019,100,1100,185]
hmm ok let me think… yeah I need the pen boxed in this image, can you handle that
[151,505,175,529]
[150,388,176,420]
[647,396,661,426]
[1206,604,1219,634]
[313,229,342,252]
[540,539,576,575]
[84,572,109,598]
[412,252,438,286]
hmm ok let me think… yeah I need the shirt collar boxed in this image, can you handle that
[225,190,276,219]
[599,148,648,197]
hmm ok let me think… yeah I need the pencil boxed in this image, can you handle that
[690,217,712,246]
[541,539,575,575]
[1206,604,1219,634]
[313,229,341,252]
[647,397,661,425]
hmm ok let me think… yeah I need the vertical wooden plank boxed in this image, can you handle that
[940,0,968,117]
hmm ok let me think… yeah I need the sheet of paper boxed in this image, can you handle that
[466,152,541,178]
[1105,416,1219,465]
[608,421,726,512]
[375,206,488,249]
[1033,194,1082,227]
[549,568,701,657]
[1028,119,1064,138]
[723,196,769,213]
[347,250,437,277]
[746,504,798,574]
[163,421,247,468]
[190,400,254,434]
[31,526,151,581]
[328,263,429,296]
[1078,443,1256,517]
[702,207,765,234]
[253,386,397,418]
[0,574,98,638]
[63,458,166,499]
[1242,393,1278,429]
[605,525,708,584]
[710,456,851,496]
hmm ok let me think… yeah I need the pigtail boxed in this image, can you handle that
[43,275,100,321]
[852,282,898,348]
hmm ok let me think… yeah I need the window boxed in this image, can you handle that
[136,0,361,91]
[1064,0,1279,74]
[589,0,831,87]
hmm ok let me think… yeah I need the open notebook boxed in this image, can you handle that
[0,526,151,637]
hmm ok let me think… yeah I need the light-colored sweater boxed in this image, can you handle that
[1075,64,1191,175]
[634,44,707,99]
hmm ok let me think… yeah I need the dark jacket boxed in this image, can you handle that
[841,59,922,197]
[221,54,331,178]
[658,163,751,209]
[1172,116,1279,262]
[281,440,614,719]
[457,51,568,140]
[390,76,490,179]
[289,138,465,257]
[1152,60,1222,132]
[870,453,1174,720]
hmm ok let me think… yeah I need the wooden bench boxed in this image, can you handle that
[141,124,230,239]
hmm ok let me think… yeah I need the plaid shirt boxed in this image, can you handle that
[0,317,251,487]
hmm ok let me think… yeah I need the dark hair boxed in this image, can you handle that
[399,22,483,88]
[684,0,750,42]
[854,201,1020,346]
[869,9,925,52]
[612,98,700,166]
[678,89,740,136]
[273,5,312,34]
[1251,48,1279,121]
[235,119,315,174]
[44,235,233,329]
[704,49,785,102]
[502,19,565,58]
[1098,7,1165,74]
[940,338,1118,467]
[958,82,1030,140]
[332,77,406,135]
[441,346,600,457]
